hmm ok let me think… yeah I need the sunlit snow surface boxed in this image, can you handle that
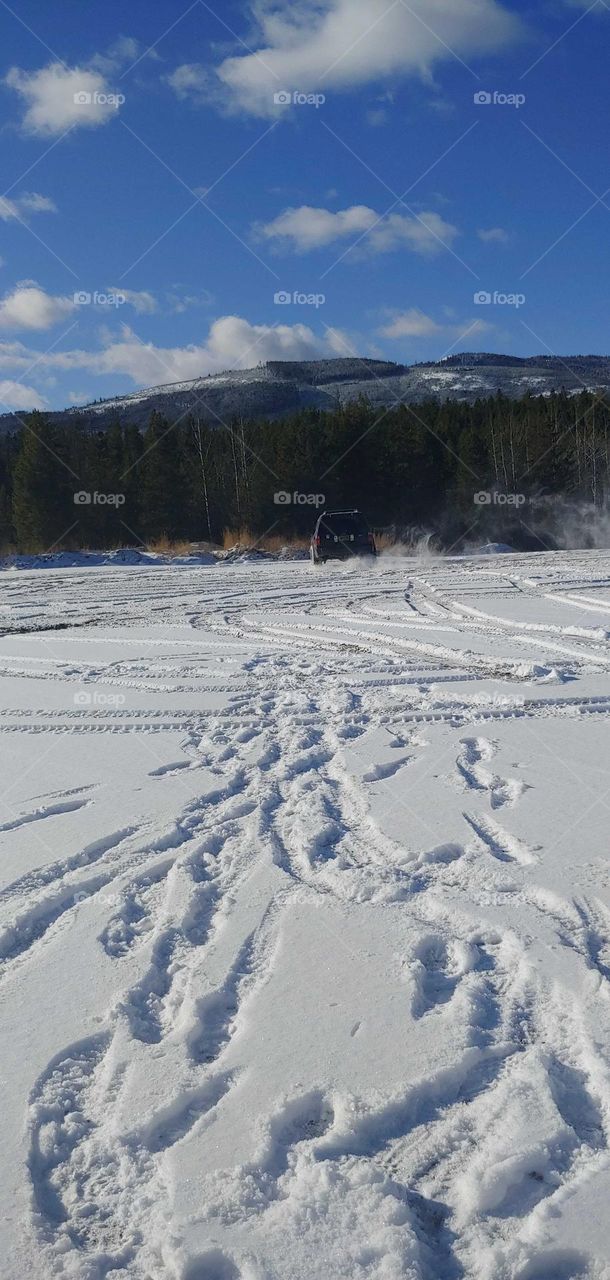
[2,550,610,1280]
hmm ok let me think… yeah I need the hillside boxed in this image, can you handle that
[2,353,610,433]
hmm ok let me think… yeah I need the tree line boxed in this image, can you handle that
[1,388,609,553]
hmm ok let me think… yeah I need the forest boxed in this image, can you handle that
[1,388,609,554]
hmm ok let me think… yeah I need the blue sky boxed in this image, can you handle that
[0,0,609,412]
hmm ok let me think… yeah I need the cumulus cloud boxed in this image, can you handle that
[0,379,47,410]
[0,285,74,331]
[89,318,349,383]
[5,63,122,135]
[0,316,349,388]
[378,309,443,339]
[258,204,459,256]
[0,192,57,221]
[477,226,510,243]
[206,0,520,116]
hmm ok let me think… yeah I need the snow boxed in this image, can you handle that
[0,546,309,572]
[2,549,610,1279]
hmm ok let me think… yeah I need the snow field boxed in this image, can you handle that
[1,550,610,1278]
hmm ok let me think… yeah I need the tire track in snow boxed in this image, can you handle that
[0,794,92,834]
[527,888,610,987]
[463,811,538,866]
[13,555,610,1279]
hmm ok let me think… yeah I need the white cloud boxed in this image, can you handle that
[208,0,520,116]
[0,285,74,331]
[0,341,33,370]
[477,226,510,243]
[378,309,443,339]
[0,197,23,221]
[90,36,141,74]
[166,64,210,101]
[108,288,158,314]
[19,193,58,214]
[0,380,47,410]
[87,318,348,383]
[167,289,215,313]
[101,287,215,316]
[0,192,57,221]
[258,204,459,256]
[0,316,349,387]
[378,309,493,343]
[109,287,215,315]
[5,63,122,136]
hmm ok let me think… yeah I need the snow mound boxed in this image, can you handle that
[215,545,309,563]
[0,547,217,571]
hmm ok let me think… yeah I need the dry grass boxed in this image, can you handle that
[146,537,195,557]
[373,529,439,556]
[373,531,396,552]
[222,527,310,552]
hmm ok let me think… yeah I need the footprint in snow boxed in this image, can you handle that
[410,934,495,1021]
[514,1248,588,1280]
[411,936,466,1019]
[182,1251,241,1280]
[362,756,411,783]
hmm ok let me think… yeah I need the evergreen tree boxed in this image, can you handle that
[0,485,14,549]
[12,415,74,551]
[3,389,610,553]
[137,413,186,542]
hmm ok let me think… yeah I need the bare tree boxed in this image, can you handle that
[192,417,212,540]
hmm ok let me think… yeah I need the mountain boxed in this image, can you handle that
[2,353,610,434]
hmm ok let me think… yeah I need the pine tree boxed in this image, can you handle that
[0,485,14,549]
[137,413,185,542]
[12,416,74,551]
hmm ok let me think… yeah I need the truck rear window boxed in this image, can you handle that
[321,515,368,536]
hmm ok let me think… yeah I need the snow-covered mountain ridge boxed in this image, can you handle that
[2,353,609,432]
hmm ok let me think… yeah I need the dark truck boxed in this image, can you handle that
[310,510,377,565]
